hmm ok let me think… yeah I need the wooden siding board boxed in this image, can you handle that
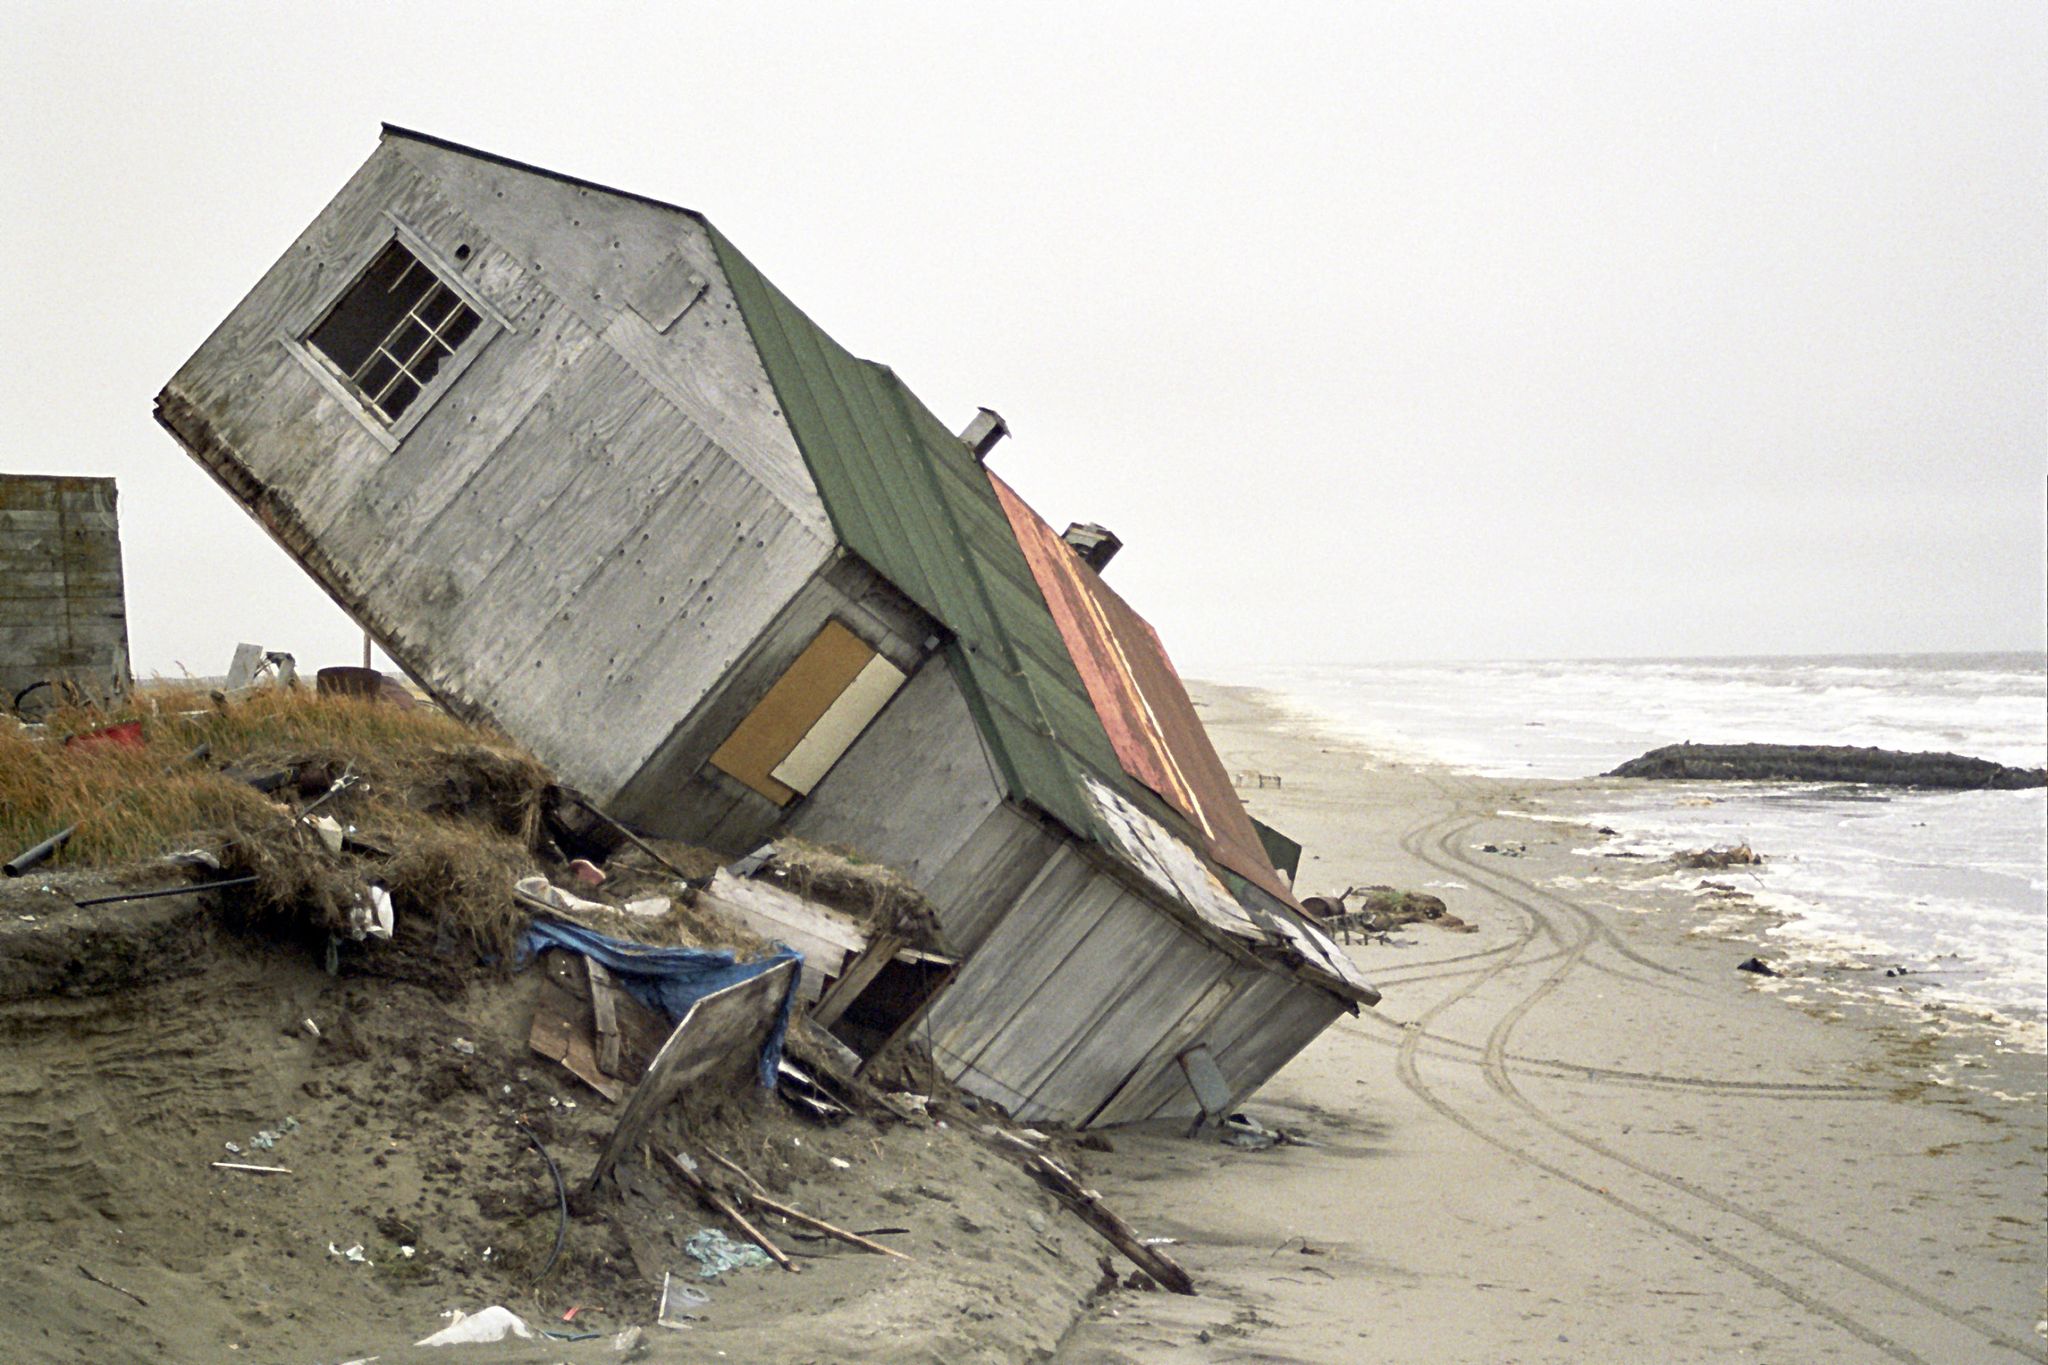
[0,476,129,703]
[1087,971,1249,1127]
[608,560,927,840]
[1007,904,1235,1123]
[782,658,1006,894]
[391,135,827,539]
[923,805,1063,957]
[1206,983,1346,1115]
[922,847,1099,1069]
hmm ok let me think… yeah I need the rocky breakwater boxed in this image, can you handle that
[1606,743,2046,790]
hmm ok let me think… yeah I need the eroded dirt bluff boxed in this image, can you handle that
[0,888,1101,1365]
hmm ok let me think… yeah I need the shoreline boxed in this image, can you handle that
[1057,681,2048,1363]
[1240,678,2048,1078]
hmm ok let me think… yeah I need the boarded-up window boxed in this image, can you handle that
[709,622,907,804]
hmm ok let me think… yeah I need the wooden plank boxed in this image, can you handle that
[586,959,796,1190]
[587,957,623,1076]
[665,1150,796,1272]
[923,804,1063,957]
[809,932,904,1031]
[769,652,907,794]
[709,620,876,802]
[1178,1043,1233,1123]
[1088,972,1244,1127]
[528,987,625,1104]
[1024,1152,1194,1295]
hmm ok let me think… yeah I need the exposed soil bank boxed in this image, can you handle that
[0,887,1104,1364]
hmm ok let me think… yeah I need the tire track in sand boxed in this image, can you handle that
[1456,836,2048,1364]
[1387,854,1944,1364]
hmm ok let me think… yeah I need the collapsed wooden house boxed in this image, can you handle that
[155,127,1376,1126]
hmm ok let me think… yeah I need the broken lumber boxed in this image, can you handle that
[586,957,622,1076]
[665,1151,796,1272]
[810,931,904,1030]
[737,1188,913,1262]
[1025,1152,1194,1295]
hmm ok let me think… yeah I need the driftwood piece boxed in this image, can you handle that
[706,1148,769,1196]
[1026,1153,1195,1295]
[584,960,797,1191]
[811,932,904,1029]
[743,1189,914,1262]
[665,1151,796,1272]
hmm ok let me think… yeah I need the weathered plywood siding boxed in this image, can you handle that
[157,135,835,799]
[1142,971,1345,1123]
[780,659,1061,954]
[924,849,1261,1125]
[0,475,128,708]
[611,553,929,848]
[785,657,1001,877]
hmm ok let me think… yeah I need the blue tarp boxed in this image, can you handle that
[522,918,802,1088]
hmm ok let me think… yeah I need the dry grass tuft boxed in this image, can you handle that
[766,838,948,954]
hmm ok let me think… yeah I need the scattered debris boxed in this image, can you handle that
[679,1225,776,1279]
[346,882,394,940]
[212,1162,292,1175]
[415,1306,533,1346]
[667,1151,795,1273]
[76,1264,148,1307]
[657,1273,712,1327]
[1675,844,1763,870]
[1737,956,1779,977]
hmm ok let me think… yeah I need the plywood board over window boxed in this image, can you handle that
[709,621,907,804]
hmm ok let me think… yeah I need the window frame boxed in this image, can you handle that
[278,215,511,450]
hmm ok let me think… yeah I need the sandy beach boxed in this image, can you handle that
[1058,683,2048,1364]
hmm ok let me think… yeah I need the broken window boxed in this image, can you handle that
[709,621,907,805]
[305,240,481,424]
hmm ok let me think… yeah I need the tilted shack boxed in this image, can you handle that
[156,127,1374,1124]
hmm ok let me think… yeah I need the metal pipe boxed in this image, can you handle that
[4,826,77,878]
[4,742,212,878]
[70,876,258,908]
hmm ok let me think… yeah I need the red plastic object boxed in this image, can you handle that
[65,720,145,750]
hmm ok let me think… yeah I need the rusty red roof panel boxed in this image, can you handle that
[989,474,1300,909]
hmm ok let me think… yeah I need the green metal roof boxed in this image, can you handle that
[1251,818,1304,884]
[707,225,1126,846]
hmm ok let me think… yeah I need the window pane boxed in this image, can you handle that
[378,375,422,420]
[305,238,485,424]
[439,305,481,351]
[388,321,434,368]
[409,338,454,388]
[416,286,459,327]
[356,353,399,400]
[307,242,418,375]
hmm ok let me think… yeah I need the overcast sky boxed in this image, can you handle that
[5,2,2042,680]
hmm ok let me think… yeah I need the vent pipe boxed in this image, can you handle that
[958,408,1009,462]
[1062,522,1122,573]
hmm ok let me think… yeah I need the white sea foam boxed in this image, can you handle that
[1242,653,2048,1045]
